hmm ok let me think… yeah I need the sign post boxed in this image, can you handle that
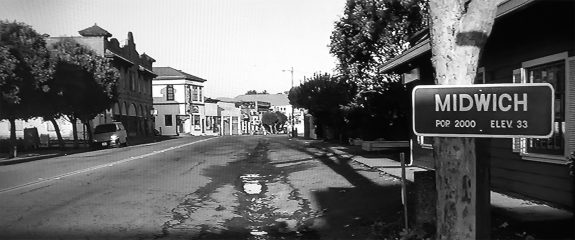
[412,83,555,138]
[412,83,554,238]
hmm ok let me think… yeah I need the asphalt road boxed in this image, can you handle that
[0,135,402,240]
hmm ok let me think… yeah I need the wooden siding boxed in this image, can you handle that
[478,1,575,209]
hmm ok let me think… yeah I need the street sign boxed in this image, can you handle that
[412,83,554,138]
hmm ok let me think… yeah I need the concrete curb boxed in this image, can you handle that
[0,153,65,166]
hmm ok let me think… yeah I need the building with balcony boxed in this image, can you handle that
[152,67,206,136]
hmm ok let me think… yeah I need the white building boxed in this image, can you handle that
[152,67,206,136]
[215,98,241,135]
[234,93,304,135]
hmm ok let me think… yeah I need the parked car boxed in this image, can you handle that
[92,122,128,148]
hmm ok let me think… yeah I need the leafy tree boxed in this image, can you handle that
[46,38,119,148]
[245,90,269,95]
[329,0,427,141]
[330,0,428,92]
[289,73,355,140]
[0,21,53,158]
[274,111,288,132]
[428,0,498,238]
[261,111,278,133]
[343,80,410,140]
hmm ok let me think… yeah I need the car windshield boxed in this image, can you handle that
[94,124,117,134]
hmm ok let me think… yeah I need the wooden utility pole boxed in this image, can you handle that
[428,0,499,239]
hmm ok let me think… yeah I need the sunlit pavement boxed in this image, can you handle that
[0,135,402,239]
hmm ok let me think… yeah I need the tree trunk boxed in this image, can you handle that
[70,116,79,149]
[48,117,65,150]
[84,120,93,142]
[8,117,17,158]
[429,1,498,239]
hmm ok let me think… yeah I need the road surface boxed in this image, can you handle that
[0,135,402,239]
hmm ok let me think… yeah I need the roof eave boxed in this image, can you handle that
[380,0,537,73]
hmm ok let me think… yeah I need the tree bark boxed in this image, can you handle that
[8,117,17,158]
[429,0,498,239]
[48,117,65,150]
[70,115,79,149]
[84,120,93,142]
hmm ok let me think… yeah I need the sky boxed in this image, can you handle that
[0,0,348,98]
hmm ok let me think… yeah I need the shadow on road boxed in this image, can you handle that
[276,138,404,239]
[154,136,403,240]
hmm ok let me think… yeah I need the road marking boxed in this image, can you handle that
[0,137,218,194]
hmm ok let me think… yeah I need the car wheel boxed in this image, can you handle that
[122,139,128,147]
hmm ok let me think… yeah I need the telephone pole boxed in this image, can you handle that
[283,67,295,137]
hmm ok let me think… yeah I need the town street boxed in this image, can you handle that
[0,135,402,240]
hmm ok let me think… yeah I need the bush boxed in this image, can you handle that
[0,138,25,153]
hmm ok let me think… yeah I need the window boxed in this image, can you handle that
[166,85,174,101]
[206,117,213,130]
[513,52,569,162]
[193,115,201,130]
[526,61,565,156]
[165,115,173,126]
[198,87,203,102]
[129,71,136,91]
[192,86,199,102]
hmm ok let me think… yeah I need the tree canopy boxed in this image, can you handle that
[289,73,355,139]
[245,90,268,95]
[0,20,54,157]
[330,0,428,92]
[0,20,53,120]
[47,38,119,123]
[45,38,119,146]
[322,0,428,141]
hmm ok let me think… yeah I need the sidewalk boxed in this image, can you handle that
[305,139,573,238]
[0,135,179,165]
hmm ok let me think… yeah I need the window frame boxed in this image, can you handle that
[166,84,175,101]
[165,114,173,127]
[192,86,199,102]
[515,52,569,164]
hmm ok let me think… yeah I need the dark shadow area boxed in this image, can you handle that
[150,136,405,239]
[274,138,405,239]
[491,212,574,239]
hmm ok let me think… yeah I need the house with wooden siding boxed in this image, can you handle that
[381,0,574,209]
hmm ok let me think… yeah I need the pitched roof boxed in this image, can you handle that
[216,97,240,103]
[234,93,290,106]
[78,24,112,37]
[153,67,207,82]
